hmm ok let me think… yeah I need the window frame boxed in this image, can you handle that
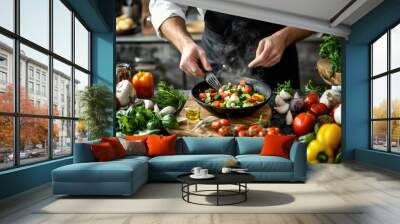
[370,20,400,154]
[0,0,92,171]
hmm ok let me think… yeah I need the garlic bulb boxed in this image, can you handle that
[274,103,289,114]
[286,110,293,125]
[293,92,301,99]
[143,99,154,110]
[279,89,292,100]
[275,95,286,106]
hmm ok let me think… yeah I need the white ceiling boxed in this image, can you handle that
[170,0,384,38]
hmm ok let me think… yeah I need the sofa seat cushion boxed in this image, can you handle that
[236,155,293,172]
[53,159,147,183]
[149,154,235,172]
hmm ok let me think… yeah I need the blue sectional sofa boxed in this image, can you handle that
[52,137,306,196]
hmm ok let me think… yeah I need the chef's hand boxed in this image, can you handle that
[248,32,287,68]
[180,42,212,77]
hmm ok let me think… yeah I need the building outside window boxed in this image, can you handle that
[0,0,91,170]
[370,22,400,154]
[28,81,34,94]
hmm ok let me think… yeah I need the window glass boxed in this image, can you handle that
[20,0,49,49]
[53,119,72,157]
[391,24,400,70]
[53,59,72,116]
[74,18,89,70]
[75,120,88,143]
[372,76,387,119]
[372,33,387,76]
[391,121,400,153]
[0,0,14,31]
[74,69,89,118]
[0,116,14,170]
[0,35,14,113]
[53,0,72,60]
[372,121,388,151]
[391,72,400,118]
[19,117,49,165]
[20,44,49,115]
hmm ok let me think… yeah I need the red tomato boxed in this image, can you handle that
[210,92,218,98]
[211,101,220,107]
[199,93,207,101]
[309,103,328,116]
[243,85,252,94]
[258,131,267,137]
[248,125,262,136]
[211,121,222,130]
[132,71,154,98]
[238,130,248,137]
[219,119,231,126]
[266,127,280,134]
[234,124,248,133]
[218,126,231,136]
[303,92,320,110]
[292,112,316,136]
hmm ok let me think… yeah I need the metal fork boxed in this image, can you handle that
[205,72,222,90]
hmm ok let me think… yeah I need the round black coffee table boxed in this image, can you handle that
[177,173,255,206]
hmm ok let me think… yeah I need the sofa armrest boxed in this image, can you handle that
[73,140,100,163]
[289,141,307,181]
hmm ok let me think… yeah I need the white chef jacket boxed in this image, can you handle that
[149,0,205,37]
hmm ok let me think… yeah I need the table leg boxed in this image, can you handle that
[195,184,198,192]
[245,183,247,201]
[216,184,219,206]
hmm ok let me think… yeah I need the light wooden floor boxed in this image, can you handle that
[1,162,400,224]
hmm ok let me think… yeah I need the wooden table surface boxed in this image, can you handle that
[170,95,272,137]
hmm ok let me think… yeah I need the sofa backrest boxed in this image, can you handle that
[235,137,264,155]
[178,137,236,155]
[73,139,100,163]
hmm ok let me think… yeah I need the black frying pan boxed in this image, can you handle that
[191,77,272,117]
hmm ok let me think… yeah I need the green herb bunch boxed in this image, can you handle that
[152,81,187,112]
[320,34,342,75]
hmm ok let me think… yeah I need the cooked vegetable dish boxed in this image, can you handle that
[198,80,265,108]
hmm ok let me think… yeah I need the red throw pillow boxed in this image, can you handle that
[146,134,177,157]
[260,134,296,159]
[125,135,149,141]
[101,137,126,158]
[91,142,118,162]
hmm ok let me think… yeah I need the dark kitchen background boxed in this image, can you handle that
[116,0,324,90]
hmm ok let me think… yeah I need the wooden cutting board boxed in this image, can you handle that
[169,95,272,137]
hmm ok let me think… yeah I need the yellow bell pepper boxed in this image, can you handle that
[316,123,341,152]
[307,140,334,164]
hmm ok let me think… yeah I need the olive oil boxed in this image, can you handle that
[185,107,200,123]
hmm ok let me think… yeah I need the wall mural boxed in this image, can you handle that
[115,35,342,165]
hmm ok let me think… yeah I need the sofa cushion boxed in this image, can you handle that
[147,134,177,157]
[260,134,296,159]
[118,138,147,156]
[236,155,293,172]
[101,137,127,158]
[53,158,147,183]
[236,137,263,155]
[149,154,235,172]
[91,142,118,162]
[180,137,235,155]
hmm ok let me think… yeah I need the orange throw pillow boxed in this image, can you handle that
[260,134,296,159]
[146,134,177,157]
[125,135,149,141]
[91,142,117,162]
[101,137,126,158]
